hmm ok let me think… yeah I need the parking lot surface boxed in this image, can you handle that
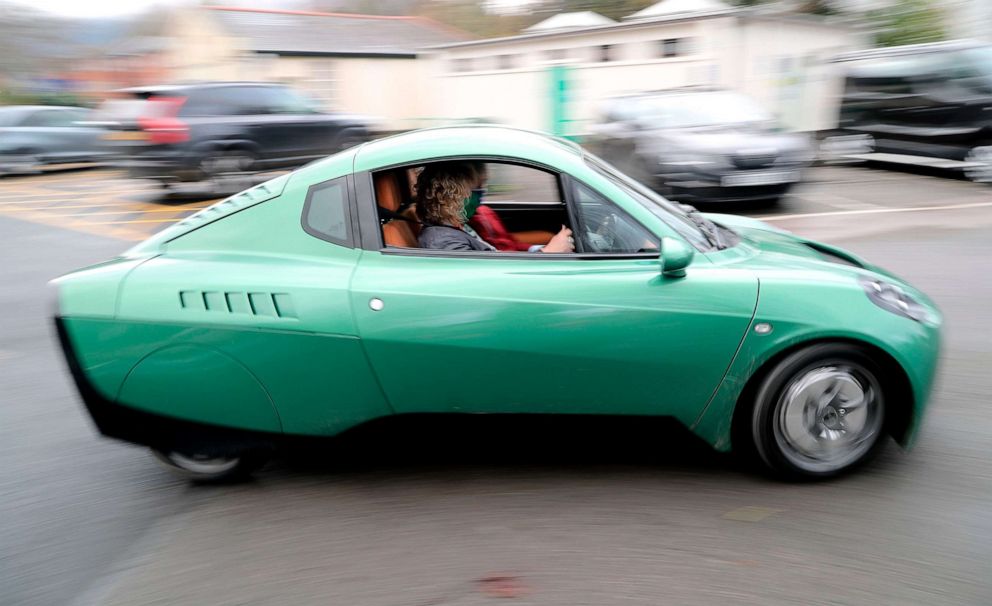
[2,165,990,606]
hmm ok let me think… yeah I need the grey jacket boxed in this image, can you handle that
[418,225,495,251]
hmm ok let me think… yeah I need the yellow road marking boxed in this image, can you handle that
[0,208,153,241]
[0,204,206,213]
[0,207,206,216]
[722,506,782,522]
[88,218,185,225]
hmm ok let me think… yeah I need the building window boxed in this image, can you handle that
[308,58,337,108]
[661,38,697,58]
[598,44,613,62]
[546,48,568,62]
[498,54,515,70]
[453,58,473,73]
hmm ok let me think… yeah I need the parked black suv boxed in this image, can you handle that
[98,82,371,186]
[825,41,992,182]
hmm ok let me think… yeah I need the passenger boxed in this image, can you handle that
[416,162,574,253]
[464,162,538,252]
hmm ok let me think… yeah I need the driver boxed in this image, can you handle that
[416,162,574,253]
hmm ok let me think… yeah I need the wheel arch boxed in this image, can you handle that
[192,138,261,157]
[116,343,283,435]
[729,337,915,452]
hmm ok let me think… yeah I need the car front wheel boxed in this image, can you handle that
[748,344,887,479]
[151,448,268,483]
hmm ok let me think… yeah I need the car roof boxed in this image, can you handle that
[615,86,726,99]
[351,125,583,173]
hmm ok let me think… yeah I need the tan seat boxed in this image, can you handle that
[511,230,555,246]
[375,172,419,248]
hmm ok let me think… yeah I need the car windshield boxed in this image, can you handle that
[0,108,28,127]
[637,92,772,128]
[584,153,712,250]
[960,46,992,81]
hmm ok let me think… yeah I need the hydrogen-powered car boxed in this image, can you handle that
[53,126,941,482]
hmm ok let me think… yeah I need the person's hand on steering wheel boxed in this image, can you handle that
[542,225,575,253]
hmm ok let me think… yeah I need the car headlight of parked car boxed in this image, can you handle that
[859,276,934,324]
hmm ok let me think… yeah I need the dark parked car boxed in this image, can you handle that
[587,88,812,204]
[826,40,992,182]
[97,82,371,186]
[0,105,108,175]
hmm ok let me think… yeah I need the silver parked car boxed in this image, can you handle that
[587,88,814,205]
[0,106,108,176]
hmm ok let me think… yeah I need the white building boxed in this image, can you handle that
[945,0,992,42]
[427,0,866,133]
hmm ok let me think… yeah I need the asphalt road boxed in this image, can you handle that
[2,165,990,606]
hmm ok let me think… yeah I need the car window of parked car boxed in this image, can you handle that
[247,86,321,115]
[302,176,353,247]
[179,87,248,117]
[22,110,61,127]
[0,108,28,126]
[637,92,772,128]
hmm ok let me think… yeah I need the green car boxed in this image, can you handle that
[53,126,941,481]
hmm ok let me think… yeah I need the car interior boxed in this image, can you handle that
[372,160,662,255]
[373,161,563,250]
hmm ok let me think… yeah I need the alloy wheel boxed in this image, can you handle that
[771,365,884,475]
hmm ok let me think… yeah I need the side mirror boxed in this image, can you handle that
[660,237,693,278]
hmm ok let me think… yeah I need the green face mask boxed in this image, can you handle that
[463,188,485,220]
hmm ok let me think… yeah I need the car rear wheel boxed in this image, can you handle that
[963,146,992,183]
[199,149,254,179]
[748,344,887,479]
[151,448,268,483]
[0,152,41,176]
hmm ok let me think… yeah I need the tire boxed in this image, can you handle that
[963,145,992,183]
[746,344,888,480]
[198,148,255,180]
[151,448,269,483]
[0,151,41,176]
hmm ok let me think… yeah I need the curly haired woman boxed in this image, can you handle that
[416,162,574,253]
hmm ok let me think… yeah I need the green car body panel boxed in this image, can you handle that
[53,126,942,458]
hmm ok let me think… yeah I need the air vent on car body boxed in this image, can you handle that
[179,290,297,319]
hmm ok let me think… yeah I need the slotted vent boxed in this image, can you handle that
[179,290,297,319]
[174,176,286,231]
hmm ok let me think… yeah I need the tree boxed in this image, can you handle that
[727,0,837,14]
[869,0,946,47]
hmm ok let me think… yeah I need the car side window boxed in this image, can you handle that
[22,110,58,127]
[571,181,659,254]
[302,177,352,247]
[249,86,318,115]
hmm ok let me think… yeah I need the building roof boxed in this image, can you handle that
[207,6,469,58]
[626,0,733,20]
[524,11,616,32]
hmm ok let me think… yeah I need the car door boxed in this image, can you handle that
[18,109,80,162]
[349,170,758,428]
[243,86,333,167]
[54,108,104,161]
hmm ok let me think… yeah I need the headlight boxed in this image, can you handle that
[859,277,932,323]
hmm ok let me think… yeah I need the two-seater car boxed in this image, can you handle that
[53,126,942,482]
